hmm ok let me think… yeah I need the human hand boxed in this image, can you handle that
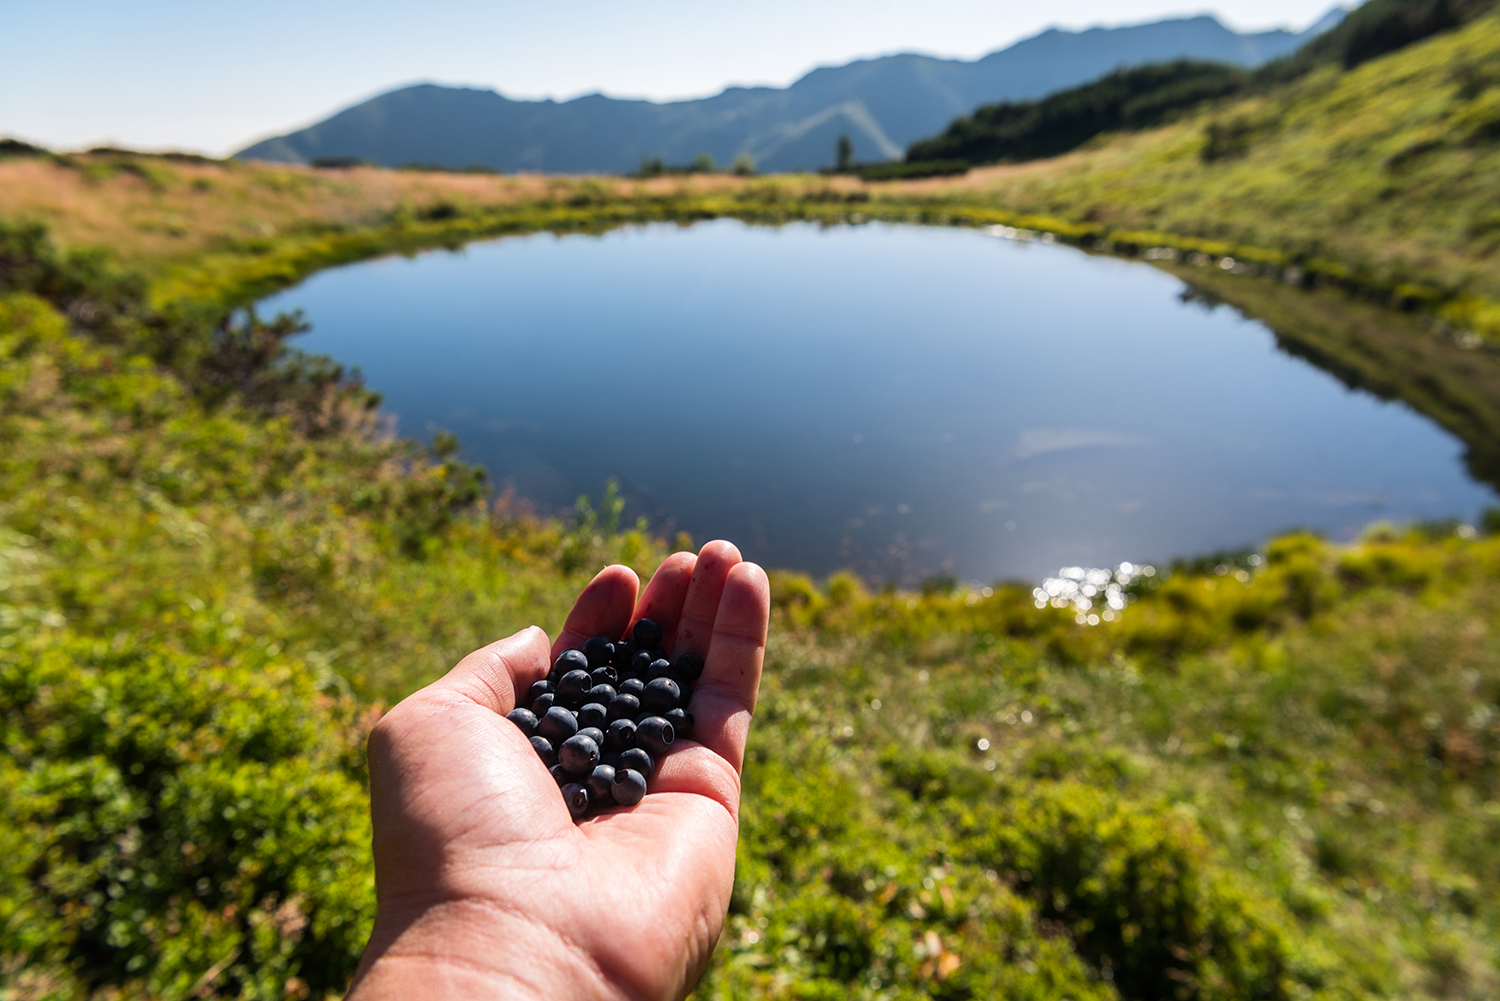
[347,541,770,1000]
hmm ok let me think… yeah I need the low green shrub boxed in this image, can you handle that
[0,625,373,999]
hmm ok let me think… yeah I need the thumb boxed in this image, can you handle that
[428,625,552,715]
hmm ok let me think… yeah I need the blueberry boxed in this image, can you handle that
[587,764,617,805]
[528,679,555,705]
[530,735,557,766]
[554,649,590,675]
[612,768,647,806]
[561,782,590,820]
[605,717,637,752]
[607,693,641,722]
[506,707,539,736]
[665,707,694,738]
[583,635,615,668]
[590,666,619,688]
[557,669,593,708]
[550,762,570,786]
[577,726,606,748]
[619,677,646,698]
[642,677,681,714]
[587,684,618,706]
[628,650,653,677]
[578,702,609,728]
[620,746,655,780]
[560,733,601,776]
[633,617,664,650]
[537,706,579,744]
[611,638,638,668]
[673,652,705,683]
[636,716,675,757]
[531,692,556,715]
[647,658,674,681]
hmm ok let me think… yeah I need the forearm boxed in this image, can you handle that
[348,898,633,1001]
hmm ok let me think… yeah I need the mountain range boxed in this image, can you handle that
[236,9,1345,174]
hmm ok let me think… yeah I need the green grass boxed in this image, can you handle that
[2,219,1499,999]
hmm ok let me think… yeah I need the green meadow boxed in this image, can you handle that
[3,12,1500,998]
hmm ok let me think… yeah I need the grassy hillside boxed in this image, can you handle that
[900,12,1500,339]
[2,228,1498,998]
[4,20,1500,991]
[903,0,1499,169]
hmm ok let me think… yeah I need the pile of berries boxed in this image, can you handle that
[505,618,701,821]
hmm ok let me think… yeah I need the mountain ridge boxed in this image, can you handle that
[236,11,1344,173]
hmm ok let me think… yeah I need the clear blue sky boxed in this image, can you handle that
[1,0,1341,156]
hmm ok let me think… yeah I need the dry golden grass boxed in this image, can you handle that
[0,155,873,279]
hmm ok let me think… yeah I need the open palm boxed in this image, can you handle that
[349,542,769,1001]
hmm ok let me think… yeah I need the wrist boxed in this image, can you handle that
[348,896,628,1001]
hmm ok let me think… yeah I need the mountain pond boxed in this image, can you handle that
[258,219,1497,584]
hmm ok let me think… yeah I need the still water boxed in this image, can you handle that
[259,220,1496,582]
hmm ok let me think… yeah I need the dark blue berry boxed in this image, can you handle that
[642,677,681,714]
[612,768,647,806]
[577,726,606,748]
[555,648,589,674]
[587,764,617,805]
[673,652,705,683]
[665,707,694,738]
[628,650,653,677]
[605,717,637,752]
[619,677,646,698]
[636,716,675,757]
[560,733,601,775]
[550,762,570,786]
[528,679,555,705]
[557,669,593,708]
[531,691,556,715]
[537,706,579,744]
[611,638,638,668]
[561,782,589,819]
[587,684,618,706]
[647,658,674,681]
[578,702,608,728]
[590,666,619,688]
[633,617,664,649]
[506,707,539,736]
[583,635,615,667]
[620,746,655,780]
[607,693,641,721]
[530,735,557,766]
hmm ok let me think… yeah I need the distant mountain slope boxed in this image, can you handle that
[910,11,1500,334]
[907,0,1498,168]
[235,11,1343,173]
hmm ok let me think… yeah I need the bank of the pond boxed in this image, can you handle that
[4,180,1500,999]
[3,148,1497,345]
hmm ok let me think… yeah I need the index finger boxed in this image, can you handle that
[552,564,640,659]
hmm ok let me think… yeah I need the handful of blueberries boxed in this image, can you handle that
[505,618,701,821]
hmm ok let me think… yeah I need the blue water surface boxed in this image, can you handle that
[259,220,1495,582]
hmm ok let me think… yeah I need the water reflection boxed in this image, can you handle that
[1034,562,1154,624]
[258,219,1497,583]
